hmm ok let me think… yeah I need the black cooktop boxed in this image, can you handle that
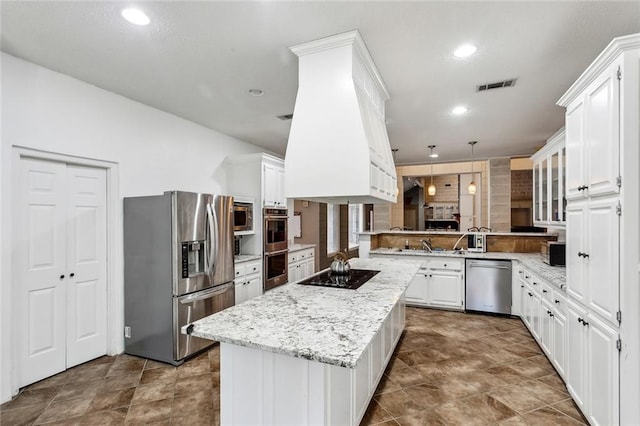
[297,269,380,290]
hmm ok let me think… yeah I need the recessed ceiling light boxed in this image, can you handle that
[121,8,150,26]
[452,106,468,115]
[248,89,264,97]
[429,152,439,158]
[453,44,478,58]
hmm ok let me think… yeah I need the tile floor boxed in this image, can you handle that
[0,307,587,425]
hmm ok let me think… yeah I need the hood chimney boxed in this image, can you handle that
[284,30,397,204]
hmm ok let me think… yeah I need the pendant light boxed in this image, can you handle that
[427,145,437,196]
[468,141,478,195]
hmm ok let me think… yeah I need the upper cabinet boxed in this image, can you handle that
[262,159,286,208]
[531,128,566,228]
[564,59,621,201]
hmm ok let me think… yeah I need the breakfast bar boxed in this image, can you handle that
[186,257,422,425]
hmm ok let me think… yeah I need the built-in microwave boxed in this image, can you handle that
[233,200,254,234]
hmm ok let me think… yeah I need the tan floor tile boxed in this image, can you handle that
[132,381,175,405]
[34,396,93,424]
[536,373,568,393]
[396,408,445,426]
[360,398,395,425]
[172,388,213,417]
[488,385,547,414]
[80,407,128,425]
[106,356,146,377]
[522,379,570,405]
[89,386,135,412]
[0,403,47,425]
[171,411,216,425]
[174,373,213,396]
[53,379,104,402]
[0,387,61,411]
[100,372,141,393]
[125,397,173,423]
[139,367,177,386]
[520,406,585,425]
[374,374,403,395]
[551,398,589,424]
[23,371,72,392]
[177,359,211,378]
[386,366,430,388]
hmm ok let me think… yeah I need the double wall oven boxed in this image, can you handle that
[264,207,288,291]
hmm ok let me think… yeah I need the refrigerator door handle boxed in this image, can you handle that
[205,202,218,280]
[179,282,233,304]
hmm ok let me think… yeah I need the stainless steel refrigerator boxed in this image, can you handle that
[124,191,234,365]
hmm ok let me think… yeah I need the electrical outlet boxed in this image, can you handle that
[124,326,131,338]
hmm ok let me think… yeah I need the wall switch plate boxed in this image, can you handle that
[124,326,131,338]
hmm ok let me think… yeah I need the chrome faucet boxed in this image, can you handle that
[420,239,433,253]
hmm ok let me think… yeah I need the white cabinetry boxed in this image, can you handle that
[234,259,262,305]
[263,161,286,208]
[565,60,621,201]
[531,128,566,227]
[567,300,619,426]
[288,247,315,283]
[556,35,640,425]
[517,264,567,381]
[406,258,464,310]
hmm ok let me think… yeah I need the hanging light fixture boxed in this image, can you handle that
[427,145,437,196]
[468,141,478,195]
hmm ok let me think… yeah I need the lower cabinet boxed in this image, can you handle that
[234,259,262,305]
[288,247,315,283]
[567,299,619,426]
[406,258,464,310]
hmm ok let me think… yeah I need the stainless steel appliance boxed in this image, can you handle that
[465,259,512,315]
[467,233,487,253]
[263,207,288,291]
[233,200,253,233]
[124,191,235,365]
[298,269,380,290]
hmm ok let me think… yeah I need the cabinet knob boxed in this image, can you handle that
[59,274,65,280]
[583,253,589,258]
[70,273,75,278]
[550,313,554,317]
[525,275,530,279]
[578,317,583,324]
[555,299,560,304]
[533,282,537,286]
[583,321,589,327]
[542,289,547,293]
[521,285,524,288]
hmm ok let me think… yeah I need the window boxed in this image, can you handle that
[348,204,362,249]
[326,204,340,254]
[327,203,363,254]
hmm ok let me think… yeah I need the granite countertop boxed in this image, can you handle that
[369,248,566,289]
[288,243,316,252]
[360,230,559,237]
[186,257,422,368]
[234,254,262,263]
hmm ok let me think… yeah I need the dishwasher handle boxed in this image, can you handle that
[468,263,511,270]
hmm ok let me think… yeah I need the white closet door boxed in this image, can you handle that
[18,158,68,385]
[65,165,107,368]
[17,158,107,387]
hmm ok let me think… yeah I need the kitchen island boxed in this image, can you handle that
[186,257,422,425]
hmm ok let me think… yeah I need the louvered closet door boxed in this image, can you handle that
[17,157,107,387]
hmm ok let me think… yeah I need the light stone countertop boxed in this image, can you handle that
[186,257,423,368]
[369,248,566,289]
[288,243,316,253]
[234,254,262,263]
[360,230,559,237]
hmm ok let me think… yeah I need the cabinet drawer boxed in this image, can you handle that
[245,261,261,275]
[429,259,463,271]
[288,253,298,263]
[305,249,315,258]
[234,263,246,278]
[530,275,544,294]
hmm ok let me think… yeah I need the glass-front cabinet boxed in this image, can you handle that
[531,128,566,228]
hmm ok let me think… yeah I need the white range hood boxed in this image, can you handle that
[284,30,398,205]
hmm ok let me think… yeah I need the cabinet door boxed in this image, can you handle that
[406,272,428,305]
[587,314,619,426]
[533,162,542,222]
[530,291,542,341]
[540,299,553,356]
[586,198,620,325]
[566,301,588,410]
[565,96,586,201]
[566,201,587,304]
[585,61,620,198]
[304,258,315,278]
[263,163,285,207]
[550,150,561,223]
[235,280,246,305]
[288,262,299,283]
[427,272,463,309]
[552,307,567,379]
[245,275,262,300]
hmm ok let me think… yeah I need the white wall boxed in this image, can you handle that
[0,53,264,402]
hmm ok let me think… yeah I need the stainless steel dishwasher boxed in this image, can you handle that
[465,259,512,315]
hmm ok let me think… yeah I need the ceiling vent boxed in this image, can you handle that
[277,114,293,121]
[477,79,517,92]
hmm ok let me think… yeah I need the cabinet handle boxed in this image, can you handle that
[583,253,589,258]
[70,273,75,278]
[528,292,533,297]
[533,282,537,286]
[542,289,547,293]
[578,252,584,257]
[577,185,589,191]
[525,275,530,279]
[555,299,560,304]
[59,274,65,280]
[550,312,554,317]
[578,317,584,324]
[521,285,524,288]
[583,321,589,327]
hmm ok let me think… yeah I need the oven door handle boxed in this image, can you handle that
[265,249,289,256]
[179,282,233,304]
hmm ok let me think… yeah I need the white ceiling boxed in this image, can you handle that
[2,1,639,165]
